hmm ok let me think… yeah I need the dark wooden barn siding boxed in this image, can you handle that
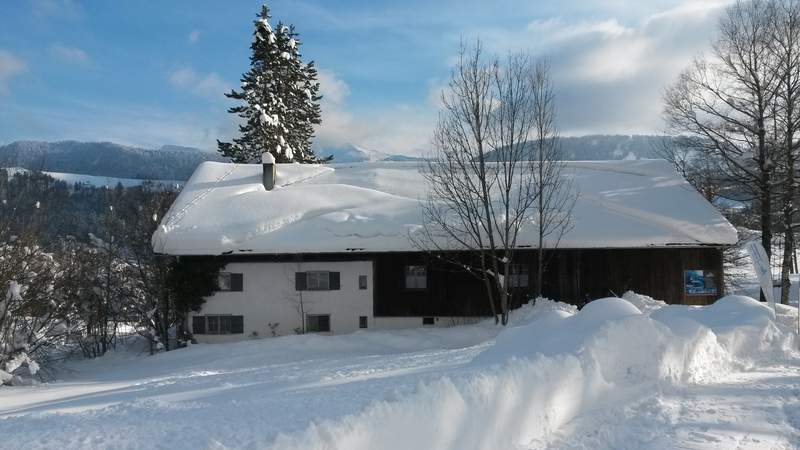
[372,252,495,317]
[221,246,725,317]
[371,247,724,316]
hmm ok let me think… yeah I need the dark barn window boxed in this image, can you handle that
[508,264,529,288]
[359,275,368,290]
[359,316,368,328]
[422,317,435,326]
[405,265,427,289]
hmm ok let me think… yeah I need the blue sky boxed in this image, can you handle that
[0,0,730,155]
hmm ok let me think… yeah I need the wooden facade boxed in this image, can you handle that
[220,245,725,318]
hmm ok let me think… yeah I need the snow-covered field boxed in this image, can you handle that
[0,294,798,450]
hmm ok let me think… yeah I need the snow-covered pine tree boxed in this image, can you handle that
[218,5,325,163]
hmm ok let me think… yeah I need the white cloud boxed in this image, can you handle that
[317,69,350,106]
[314,69,433,156]
[189,30,201,44]
[0,50,26,95]
[50,43,90,65]
[168,67,230,100]
[451,0,731,134]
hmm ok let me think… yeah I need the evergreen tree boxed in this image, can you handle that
[218,5,325,163]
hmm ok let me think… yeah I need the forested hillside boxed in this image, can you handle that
[0,141,225,180]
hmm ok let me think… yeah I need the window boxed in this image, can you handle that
[359,316,368,329]
[358,275,368,290]
[405,265,427,289]
[307,271,330,290]
[207,315,219,334]
[306,314,331,332]
[192,315,244,335]
[217,272,243,292]
[192,316,206,335]
[422,317,435,326]
[508,264,529,288]
[295,271,340,291]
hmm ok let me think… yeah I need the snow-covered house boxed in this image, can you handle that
[152,159,737,341]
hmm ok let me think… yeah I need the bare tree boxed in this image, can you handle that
[284,261,315,335]
[664,0,780,301]
[530,61,576,297]
[766,0,800,304]
[414,41,574,324]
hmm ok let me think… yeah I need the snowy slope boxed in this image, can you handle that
[0,294,797,449]
[152,160,738,255]
[317,144,423,163]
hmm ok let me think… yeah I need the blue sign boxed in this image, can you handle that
[684,270,717,295]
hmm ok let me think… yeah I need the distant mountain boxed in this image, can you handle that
[317,144,423,163]
[0,141,225,180]
[486,135,673,161]
[558,135,670,160]
[0,136,672,182]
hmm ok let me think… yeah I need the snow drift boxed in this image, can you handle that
[264,295,798,450]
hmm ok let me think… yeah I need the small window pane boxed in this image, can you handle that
[405,265,427,289]
[359,275,368,290]
[218,273,232,291]
[220,316,233,334]
[359,316,368,328]
[207,316,219,334]
[307,314,331,332]
[422,317,435,326]
[307,271,330,290]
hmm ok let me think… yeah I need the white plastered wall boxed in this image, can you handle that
[191,260,374,342]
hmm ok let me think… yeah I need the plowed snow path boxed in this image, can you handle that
[544,364,800,450]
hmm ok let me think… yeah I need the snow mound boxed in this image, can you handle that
[621,290,667,313]
[265,295,797,450]
[651,295,795,365]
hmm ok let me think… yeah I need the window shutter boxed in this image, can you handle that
[329,272,340,290]
[231,273,244,292]
[192,316,205,335]
[231,316,244,334]
[295,272,307,291]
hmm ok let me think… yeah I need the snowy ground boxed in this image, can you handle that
[0,294,798,450]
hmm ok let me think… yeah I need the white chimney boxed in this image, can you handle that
[262,152,276,190]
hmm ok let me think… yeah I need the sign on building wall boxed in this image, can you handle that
[683,269,718,295]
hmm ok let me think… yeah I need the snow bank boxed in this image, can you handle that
[264,295,797,450]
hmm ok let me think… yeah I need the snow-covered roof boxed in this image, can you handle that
[152,160,738,255]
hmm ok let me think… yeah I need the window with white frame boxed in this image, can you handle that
[295,271,340,291]
[307,271,330,290]
[192,315,244,335]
